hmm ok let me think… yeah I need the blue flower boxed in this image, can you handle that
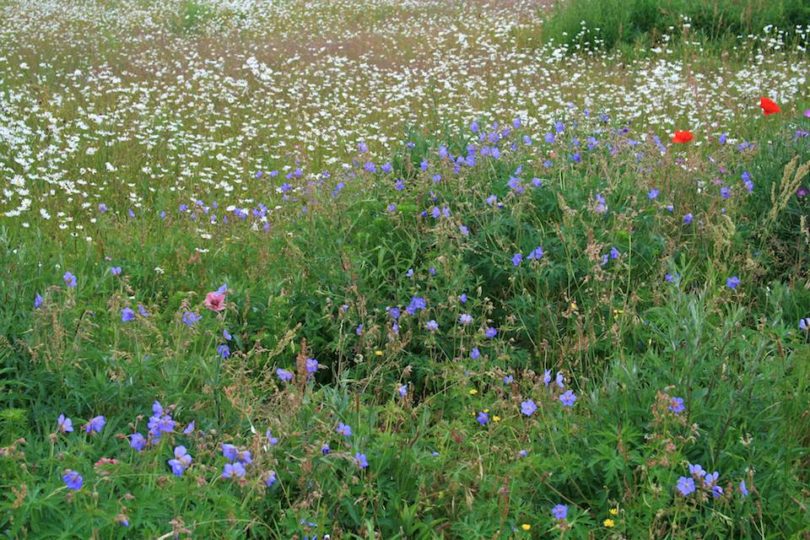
[121,307,135,322]
[527,246,544,260]
[168,446,192,476]
[222,462,246,479]
[676,476,696,496]
[336,422,352,437]
[503,375,514,384]
[559,390,576,407]
[609,247,620,260]
[459,314,473,325]
[182,311,201,327]
[57,414,73,433]
[138,304,149,317]
[520,400,537,416]
[63,272,77,288]
[648,188,659,200]
[110,266,122,276]
[739,480,749,497]
[34,293,44,309]
[511,253,523,267]
[276,368,294,383]
[543,370,552,386]
[355,453,369,469]
[398,385,407,397]
[726,276,740,289]
[217,344,230,359]
[799,318,810,331]
[130,433,147,452]
[476,411,490,426]
[406,296,426,315]
[321,443,330,455]
[551,504,568,520]
[85,415,106,434]
[470,347,481,360]
[265,471,277,486]
[426,320,439,332]
[720,186,731,199]
[62,470,83,491]
[484,327,497,339]
[668,397,685,414]
[688,463,706,478]
[683,213,693,224]
[306,358,319,373]
[183,421,195,434]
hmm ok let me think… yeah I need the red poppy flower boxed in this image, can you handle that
[672,130,694,144]
[760,97,780,115]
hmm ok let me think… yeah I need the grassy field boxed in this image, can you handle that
[1,0,809,538]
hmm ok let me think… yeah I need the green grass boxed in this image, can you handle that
[541,0,810,51]
[0,0,809,537]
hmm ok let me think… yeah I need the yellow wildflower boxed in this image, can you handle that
[603,518,615,528]
[521,523,531,531]
[469,389,478,395]
[609,508,619,516]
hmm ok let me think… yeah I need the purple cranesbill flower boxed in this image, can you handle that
[519,449,529,457]
[181,311,201,327]
[459,224,469,236]
[739,480,749,496]
[183,421,195,434]
[503,375,514,384]
[63,272,77,288]
[720,186,731,199]
[484,327,497,339]
[398,384,407,397]
[236,449,252,465]
[551,504,568,520]
[98,203,108,213]
[321,443,330,455]
[381,162,392,174]
[609,247,620,260]
[222,444,238,461]
[355,452,369,469]
[486,194,498,206]
[266,429,279,446]
[594,193,608,214]
[726,276,740,289]
[336,422,352,437]
[470,347,481,360]
[476,411,490,426]
[217,344,230,359]
[683,213,693,224]
[85,416,106,434]
[507,177,525,194]
[554,121,565,133]
[459,314,473,325]
[265,471,277,486]
[276,368,293,383]
[559,390,577,407]
[703,471,719,487]
[387,307,401,320]
[459,294,467,304]
[668,397,685,414]
[34,293,44,309]
[62,470,83,491]
[129,433,146,452]
[719,132,728,145]
[357,141,368,153]
[121,307,135,322]
[306,358,318,373]
[543,370,552,386]
[137,304,149,317]
[544,132,555,144]
[406,296,426,315]
[355,323,364,335]
[110,266,122,276]
[429,265,438,275]
[520,400,537,416]
[57,414,73,433]
[676,476,696,496]
[426,320,439,332]
[386,203,397,213]
[648,188,659,200]
[363,161,376,174]
[689,463,706,478]
[168,446,192,476]
[799,318,810,331]
[555,372,564,388]
[527,246,544,260]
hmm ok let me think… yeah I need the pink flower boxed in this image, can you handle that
[204,291,226,312]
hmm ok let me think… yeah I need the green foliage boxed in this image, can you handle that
[541,0,810,51]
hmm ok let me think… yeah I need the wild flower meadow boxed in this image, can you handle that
[1,0,809,538]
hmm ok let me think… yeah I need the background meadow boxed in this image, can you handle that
[1,0,809,538]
